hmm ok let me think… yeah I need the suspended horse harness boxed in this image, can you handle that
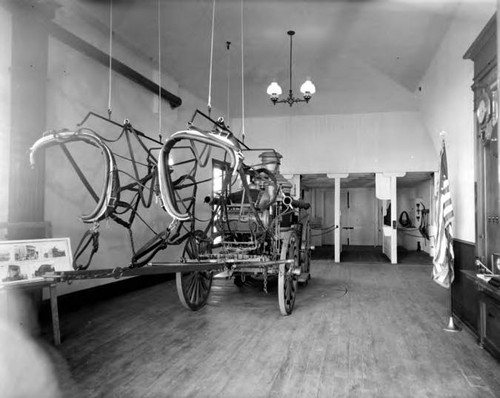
[29,112,194,270]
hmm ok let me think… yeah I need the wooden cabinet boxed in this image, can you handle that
[464,13,499,276]
[482,291,500,357]
[460,270,500,359]
[459,13,500,361]
[476,277,500,359]
[453,266,480,335]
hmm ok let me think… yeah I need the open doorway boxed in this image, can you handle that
[301,176,336,260]
[396,172,434,265]
[302,172,434,264]
[339,174,385,262]
[302,173,383,262]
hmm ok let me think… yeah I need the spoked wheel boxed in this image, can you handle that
[299,219,312,284]
[176,231,213,311]
[278,230,299,316]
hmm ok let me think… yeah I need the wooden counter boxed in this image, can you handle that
[460,270,500,359]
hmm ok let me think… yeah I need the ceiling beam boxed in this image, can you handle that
[47,21,182,109]
[3,0,182,109]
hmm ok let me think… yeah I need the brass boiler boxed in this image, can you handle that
[223,151,290,233]
[258,150,292,203]
[258,151,295,230]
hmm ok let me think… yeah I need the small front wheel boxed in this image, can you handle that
[176,231,213,311]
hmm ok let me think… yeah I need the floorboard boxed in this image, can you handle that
[314,245,433,266]
[29,260,500,397]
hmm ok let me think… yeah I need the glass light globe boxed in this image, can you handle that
[300,79,316,97]
[266,81,282,98]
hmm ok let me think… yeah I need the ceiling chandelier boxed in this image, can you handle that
[266,30,316,106]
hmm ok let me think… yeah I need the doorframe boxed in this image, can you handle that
[376,172,406,264]
[327,174,348,262]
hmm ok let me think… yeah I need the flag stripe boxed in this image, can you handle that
[432,143,454,288]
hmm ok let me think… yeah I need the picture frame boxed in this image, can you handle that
[0,238,73,285]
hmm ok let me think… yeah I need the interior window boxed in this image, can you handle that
[212,160,230,244]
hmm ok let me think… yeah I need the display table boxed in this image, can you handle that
[0,279,60,345]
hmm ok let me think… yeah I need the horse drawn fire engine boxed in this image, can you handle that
[30,110,312,315]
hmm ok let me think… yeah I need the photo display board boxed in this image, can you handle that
[0,238,72,284]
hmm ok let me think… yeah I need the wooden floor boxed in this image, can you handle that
[313,245,433,266]
[38,260,500,397]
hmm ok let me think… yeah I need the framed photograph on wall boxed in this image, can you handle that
[0,238,73,284]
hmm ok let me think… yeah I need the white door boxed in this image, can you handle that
[376,173,403,264]
[340,188,377,246]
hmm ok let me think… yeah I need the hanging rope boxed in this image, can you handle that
[226,41,231,123]
[240,0,245,143]
[157,0,162,137]
[207,0,216,116]
[107,0,113,119]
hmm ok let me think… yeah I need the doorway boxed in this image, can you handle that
[339,174,387,262]
[302,173,383,262]
[302,172,434,263]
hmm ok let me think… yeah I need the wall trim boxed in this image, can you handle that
[454,238,475,246]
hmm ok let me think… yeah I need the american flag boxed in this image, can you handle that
[432,142,454,288]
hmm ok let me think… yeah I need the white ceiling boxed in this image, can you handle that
[54,0,468,119]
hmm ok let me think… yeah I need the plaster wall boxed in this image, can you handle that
[418,3,497,243]
[232,111,436,176]
[0,7,12,226]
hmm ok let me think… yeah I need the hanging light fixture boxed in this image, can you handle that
[266,30,316,106]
